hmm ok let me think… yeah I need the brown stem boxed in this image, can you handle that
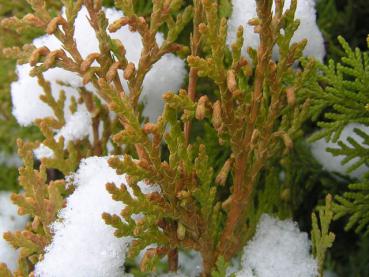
[92,115,103,155]
[184,68,198,144]
[215,153,247,259]
[184,0,202,144]
[215,0,273,261]
[200,239,217,277]
[168,248,179,272]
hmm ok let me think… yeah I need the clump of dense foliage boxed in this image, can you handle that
[0,0,368,276]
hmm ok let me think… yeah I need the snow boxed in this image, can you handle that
[178,250,203,276]
[227,0,325,62]
[32,104,92,160]
[235,214,318,277]
[11,64,67,126]
[33,144,54,160]
[54,105,92,143]
[11,7,185,128]
[0,192,28,271]
[310,124,369,179]
[34,156,160,277]
[34,157,131,277]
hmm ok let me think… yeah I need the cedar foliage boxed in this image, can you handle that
[0,0,367,276]
[309,36,369,236]
[102,0,317,274]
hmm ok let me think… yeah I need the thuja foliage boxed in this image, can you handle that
[0,1,59,156]
[0,0,44,191]
[0,0,339,276]
[316,0,369,59]
[1,140,69,276]
[102,0,318,274]
[0,0,153,192]
[309,36,369,237]
[311,194,335,277]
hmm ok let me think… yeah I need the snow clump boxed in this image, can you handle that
[34,157,131,277]
[34,156,160,277]
[310,124,369,179]
[235,214,318,277]
[227,0,325,62]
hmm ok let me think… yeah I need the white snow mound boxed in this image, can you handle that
[227,0,325,62]
[236,214,318,277]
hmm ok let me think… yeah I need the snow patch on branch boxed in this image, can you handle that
[11,7,185,129]
[34,156,161,277]
[227,0,325,62]
[235,214,318,277]
[34,157,132,277]
[55,105,92,143]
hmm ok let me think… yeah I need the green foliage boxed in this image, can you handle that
[211,256,235,277]
[103,0,319,274]
[218,0,232,18]
[327,128,369,175]
[311,194,335,277]
[308,36,369,240]
[0,163,19,192]
[316,0,369,58]
[0,0,55,155]
[334,182,369,235]
[309,36,369,143]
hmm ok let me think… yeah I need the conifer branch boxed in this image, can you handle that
[311,194,335,277]
[0,0,327,275]
[3,139,68,275]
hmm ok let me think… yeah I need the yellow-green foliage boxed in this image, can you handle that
[0,140,67,275]
[102,0,318,274]
[311,194,335,277]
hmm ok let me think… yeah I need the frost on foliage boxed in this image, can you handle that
[236,214,318,277]
[34,157,132,277]
[0,192,28,271]
[11,7,185,128]
[310,124,369,179]
[227,0,325,62]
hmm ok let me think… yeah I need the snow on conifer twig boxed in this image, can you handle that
[227,0,325,62]
[11,7,185,127]
[34,156,158,277]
